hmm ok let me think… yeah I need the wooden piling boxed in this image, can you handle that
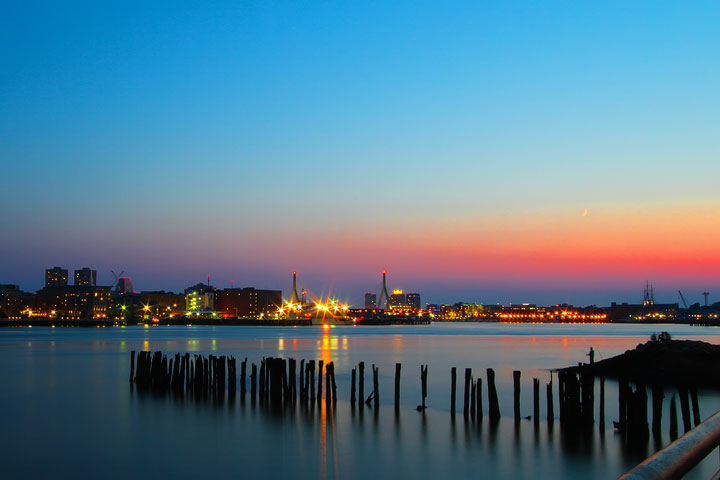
[450,367,457,417]
[240,358,247,397]
[533,378,540,424]
[129,350,135,384]
[351,367,357,405]
[464,368,471,418]
[251,363,257,400]
[487,368,501,422]
[599,376,605,432]
[513,370,521,422]
[317,360,324,402]
[470,378,476,419]
[476,378,483,423]
[359,362,365,407]
[618,377,629,432]
[580,373,594,427]
[546,379,554,426]
[329,362,337,405]
[299,359,305,400]
[289,358,296,400]
[421,365,428,410]
[309,360,316,403]
[373,364,379,408]
[394,363,401,410]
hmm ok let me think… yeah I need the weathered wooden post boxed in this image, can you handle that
[477,378,483,423]
[533,378,540,425]
[394,363,401,411]
[487,368,501,422]
[450,367,457,418]
[325,362,332,405]
[513,370,521,422]
[309,360,316,403]
[251,363,257,400]
[130,351,136,384]
[317,360,324,402]
[259,358,266,401]
[240,358,247,397]
[373,364,379,408]
[580,373,594,428]
[470,377,476,419]
[464,368,471,418]
[289,358,296,400]
[599,376,605,433]
[351,367,357,405]
[329,362,337,405]
[359,362,365,408]
[299,359,305,400]
[547,379,554,426]
[421,365,428,410]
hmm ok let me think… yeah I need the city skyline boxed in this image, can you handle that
[2,264,715,309]
[2,2,719,307]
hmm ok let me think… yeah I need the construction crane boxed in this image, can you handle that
[678,291,689,309]
[703,292,710,307]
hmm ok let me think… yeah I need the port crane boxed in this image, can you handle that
[678,290,689,309]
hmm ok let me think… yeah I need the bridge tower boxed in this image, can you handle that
[377,270,391,310]
[290,271,300,305]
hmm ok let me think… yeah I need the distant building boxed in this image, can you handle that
[139,291,185,316]
[45,267,68,287]
[184,283,216,312]
[364,292,377,309]
[406,292,421,310]
[0,284,31,317]
[389,289,406,309]
[74,267,97,286]
[216,287,282,318]
[35,285,111,318]
[116,277,134,295]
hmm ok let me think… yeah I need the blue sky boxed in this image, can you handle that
[1,1,719,306]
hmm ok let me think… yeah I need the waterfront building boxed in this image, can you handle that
[406,292,421,310]
[389,289,406,309]
[35,285,111,318]
[216,287,282,318]
[74,267,97,286]
[184,283,216,312]
[45,267,68,287]
[364,292,377,309]
[0,284,31,317]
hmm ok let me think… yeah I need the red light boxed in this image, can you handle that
[293,271,297,275]
[382,270,386,275]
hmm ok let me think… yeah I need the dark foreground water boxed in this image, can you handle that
[2,323,720,479]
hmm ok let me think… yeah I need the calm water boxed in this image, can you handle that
[3,323,720,479]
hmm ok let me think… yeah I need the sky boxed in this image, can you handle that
[1,1,719,307]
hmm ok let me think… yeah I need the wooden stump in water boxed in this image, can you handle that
[129,351,135,384]
[358,362,365,408]
[450,367,457,418]
[513,370,521,423]
[463,368,471,418]
[487,368,501,422]
[533,378,540,425]
[373,364,379,408]
[669,395,679,441]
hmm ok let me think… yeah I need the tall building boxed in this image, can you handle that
[74,267,97,286]
[216,287,282,318]
[35,285,111,318]
[389,289,407,309]
[364,292,377,309]
[45,267,68,287]
[406,292,421,310]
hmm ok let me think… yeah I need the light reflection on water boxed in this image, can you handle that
[2,323,720,479]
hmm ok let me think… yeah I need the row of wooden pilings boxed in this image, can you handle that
[130,351,702,441]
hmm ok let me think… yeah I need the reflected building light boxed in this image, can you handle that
[279,338,285,350]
